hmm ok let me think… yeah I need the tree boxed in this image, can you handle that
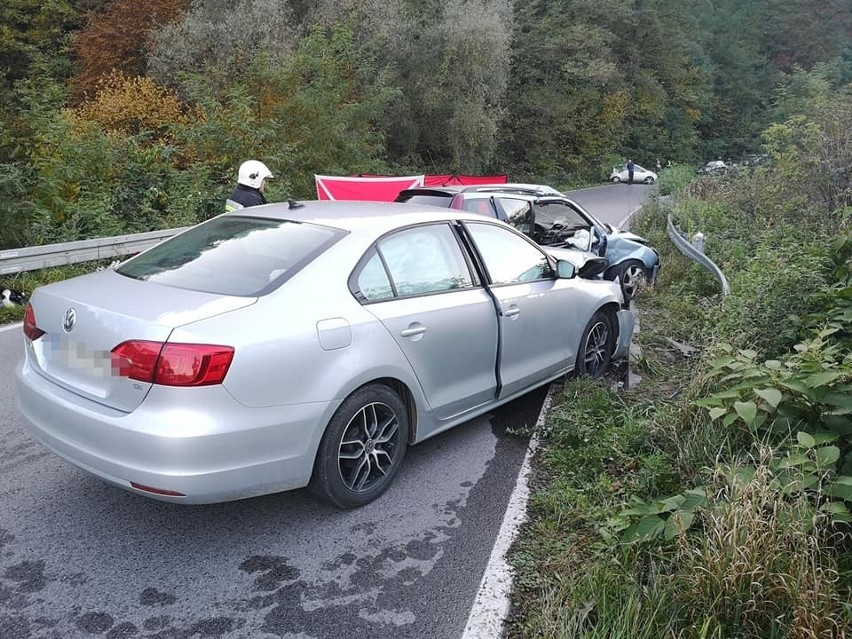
[0,0,78,159]
[501,0,632,182]
[70,0,189,101]
[412,0,512,172]
[76,71,199,138]
[147,0,298,93]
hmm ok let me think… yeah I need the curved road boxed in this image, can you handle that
[0,184,651,639]
[568,182,650,230]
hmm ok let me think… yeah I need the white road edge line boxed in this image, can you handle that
[461,384,557,639]
[617,204,643,230]
[0,322,22,334]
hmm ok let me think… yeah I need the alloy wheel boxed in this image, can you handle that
[337,402,401,493]
[622,264,646,299]
[583,320,611,377]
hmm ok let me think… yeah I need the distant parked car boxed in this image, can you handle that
[609,164,657,184]
[395,184,661,301]
[16,200,634,509]
[700,160,730,175]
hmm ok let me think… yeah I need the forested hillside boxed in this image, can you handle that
[0,0,850,248]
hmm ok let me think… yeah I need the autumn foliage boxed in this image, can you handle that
[76,70,199,137]
[70,0,189,101]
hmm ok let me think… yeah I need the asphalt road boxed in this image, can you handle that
[0,322,546,639]
[0,183,653,639]
[567,182,652,230]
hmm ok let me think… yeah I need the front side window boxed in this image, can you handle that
[534,201,588,228]
[494,197,534,235]
[353,223,474,302]
[117,216,343,296]
[465,222,553,285]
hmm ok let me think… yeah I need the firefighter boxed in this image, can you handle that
[225,160,274,212]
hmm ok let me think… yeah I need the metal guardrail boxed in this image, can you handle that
[0,228,187,275]
[2,215,730,301]
[666,214,730,295]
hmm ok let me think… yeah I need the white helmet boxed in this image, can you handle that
[237,160,274,189]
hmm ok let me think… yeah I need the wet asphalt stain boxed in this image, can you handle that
[0,613,32,639]
[349,521,378,535]
[105,621,138,638]
[239,556,300,592]
[4,560,48,593]
[76,611,114,633]
[142,616,172,631]
[321,552,356,571]
[0,528,13,553]
[66,614,244,639]
[186,617,243,637]
[139,588,177,607]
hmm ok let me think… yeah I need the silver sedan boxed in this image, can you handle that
[16,201,634,508]
[609,164,658,184]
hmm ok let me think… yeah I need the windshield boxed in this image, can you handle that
[117,216,344,296]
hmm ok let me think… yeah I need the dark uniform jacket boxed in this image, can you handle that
[225,184,267,212]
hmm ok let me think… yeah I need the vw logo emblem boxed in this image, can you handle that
[63,308,77,332]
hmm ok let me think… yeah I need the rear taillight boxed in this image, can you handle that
[23,304,45,341]
[111,341,234,386]
[111,341,163,382]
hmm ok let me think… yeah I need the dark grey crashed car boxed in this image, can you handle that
[396,184,660,300]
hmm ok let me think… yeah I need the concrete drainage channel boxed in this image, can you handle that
[462,299,642,638]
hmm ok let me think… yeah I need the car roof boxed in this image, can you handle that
[399,183,563,196]
[227,199,494,233]
[466,183,563,196]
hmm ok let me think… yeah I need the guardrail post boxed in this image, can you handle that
[691,232,705,253]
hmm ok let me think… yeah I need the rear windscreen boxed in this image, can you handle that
[396,194,453,207]
[117,216,344,296]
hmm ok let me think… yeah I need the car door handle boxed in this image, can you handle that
[401,325,427,338]
[502,307,521,318]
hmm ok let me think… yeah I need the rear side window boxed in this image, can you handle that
[117,216,344,296]
[459,197,497,218]
[353,223,474,302]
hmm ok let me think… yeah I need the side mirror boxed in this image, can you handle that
[556,260,576,279]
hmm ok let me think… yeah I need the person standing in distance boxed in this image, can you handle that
[626,158,635,185]
[226,160,273,212]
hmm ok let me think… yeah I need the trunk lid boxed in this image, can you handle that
[26,269,254,412]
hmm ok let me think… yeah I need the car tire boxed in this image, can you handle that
[611,176,621,183]
[575,311,614,378]
[612,259,647,301]
[644,176,655,184]
[311,384,409,509]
